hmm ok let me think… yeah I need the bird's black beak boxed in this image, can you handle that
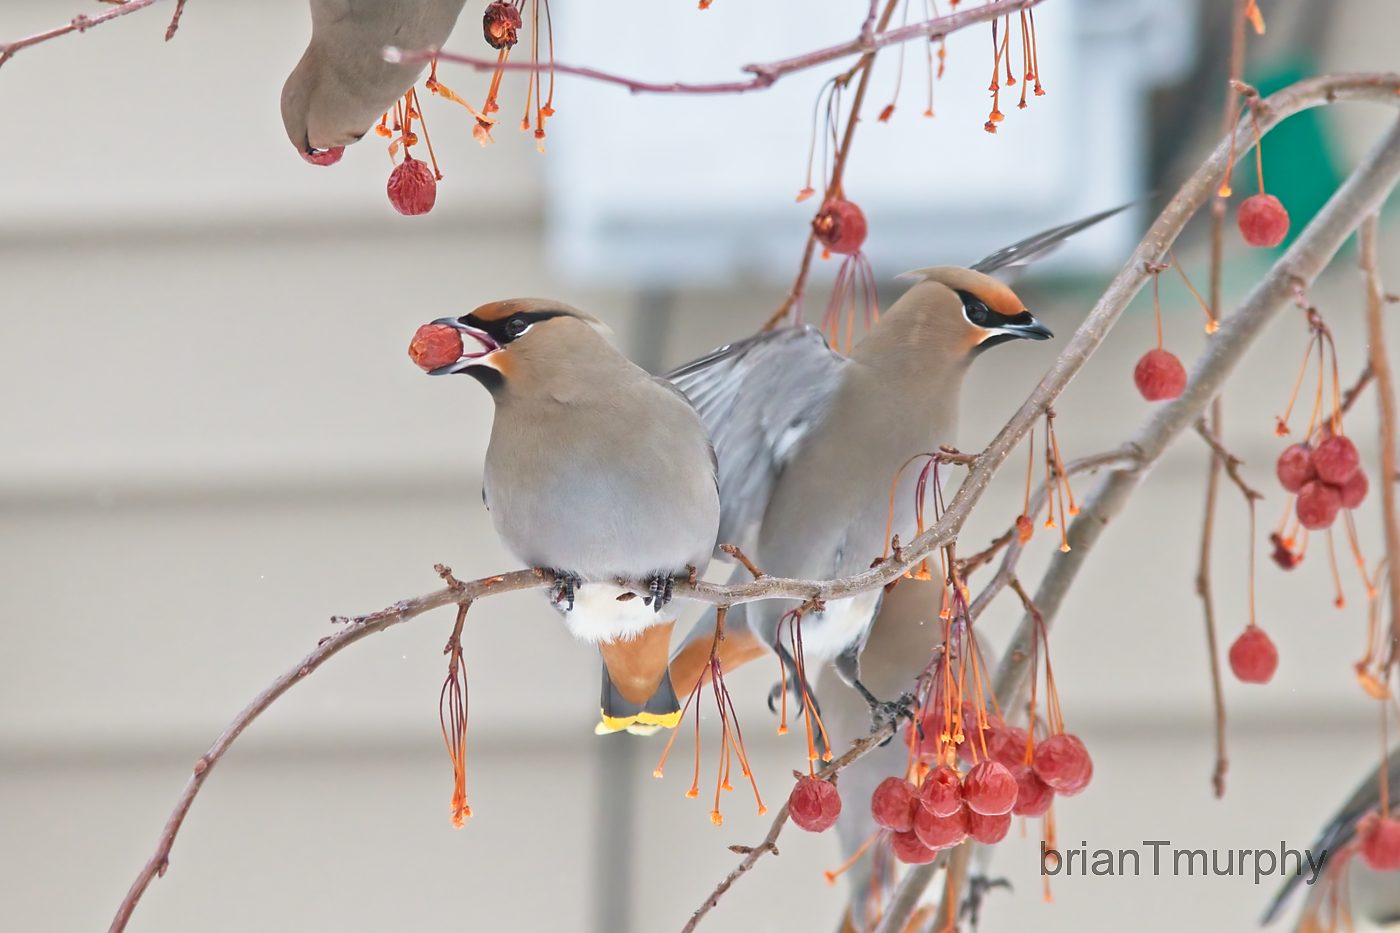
[426,316,501,375]
[999,313,1053,341]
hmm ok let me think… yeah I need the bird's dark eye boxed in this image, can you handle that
[957,290,996,328]
[505,316,529,338]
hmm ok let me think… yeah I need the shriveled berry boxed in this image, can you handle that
[1228,626,1278,684]
[408,323,464,371]
[1340,469,1369,510]
[301,146,344,167]
[963,761,1018,816]
[1134,348,1187,402]
[871,777,918,832]
[1238,194,1290,248]
[1312,435,1361,485]
[1011,766,1055,817]
[1275,444,1315,493]
[1269,532,1302,570]
[890,828,938,864]
[388,158,438,216]
[1360,813,1400,871]
[1032,734,1093,795]
[482,0,522,49]
[788,776,841,833]
[812,198,868,255]
[913,802,968,850]
[1295,480,1342,530]
[966,807,1012,844]
[919,765,964,818]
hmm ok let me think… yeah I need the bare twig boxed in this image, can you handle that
[720,543,766,580]
[1360,214,1400,667]
[0,0,175,71]
[1341,363,1375,415]
[1194,417,1265,502]
[397,0,1044,97]
[1195,400,1231,799]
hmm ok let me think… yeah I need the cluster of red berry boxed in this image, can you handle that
[787,703,1092,870]
[1276,434,1368,534]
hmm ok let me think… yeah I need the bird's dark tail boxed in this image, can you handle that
[595,622,683,736]
[596,666,681,736]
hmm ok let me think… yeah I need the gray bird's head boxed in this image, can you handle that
[425,298,613,395]
[857,266,1052,366]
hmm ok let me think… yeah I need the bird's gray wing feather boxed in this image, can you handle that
[970,201,1136,275]
[666,325,848,556]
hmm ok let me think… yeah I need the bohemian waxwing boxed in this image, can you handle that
[1265,748,1400,931]
[424,299,721,735]
[668,205,1130,724]
[281,0,467,160]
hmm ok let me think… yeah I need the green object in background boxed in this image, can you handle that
[1237,58,1343,251]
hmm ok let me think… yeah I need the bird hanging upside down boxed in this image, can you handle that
[418,299,721,735]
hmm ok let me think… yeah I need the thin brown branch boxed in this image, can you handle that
[0,0,173,71]
[1360,215,1400,667]
[720,543,766,580]
[398,0,1044,97]
[1341,363,1375,415]
[1194,417,1265,502]
[681,708,911,933]
[1196,398,1231,799]
[110,72,1400,933]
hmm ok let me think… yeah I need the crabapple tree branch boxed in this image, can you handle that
[1359,214,1400,664]
[0,0,180,71]
[110,72,1400,933]
[391,0,1044,96]
[871,88,1400,933]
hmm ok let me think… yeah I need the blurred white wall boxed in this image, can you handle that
[1,2,1398,932]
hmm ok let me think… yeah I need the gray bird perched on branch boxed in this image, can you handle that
[281,0,467,161]
[423,299,721,735]
[1264,748,1400,931]
[668,205,1130,727]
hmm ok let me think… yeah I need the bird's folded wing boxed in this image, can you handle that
[666,325,847,556]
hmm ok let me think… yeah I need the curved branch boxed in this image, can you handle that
[0,0,174,70]
[392,0,1044,96]
[870,78,1400,933]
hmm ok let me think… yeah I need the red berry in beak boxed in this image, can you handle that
[1275,443,1315,493]
[1295,480,1342,530]
[1360,813,1400,871]
[408,324,465,371]
[788,775,841,833]
[1228,626,1278,684]
[1312,434,1361,485]
[1237,194,1290,248]
[1134,348,1187,401]
[812,198,868,255]
[301,146,345,167]
[388,158,438,216]
[963,761,1018,816]
[870,777,918,832]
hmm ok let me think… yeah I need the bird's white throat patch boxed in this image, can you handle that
[560,583,672,643]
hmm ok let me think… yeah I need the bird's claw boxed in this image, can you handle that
[645,573,675,613]
[545,569,582,611]
[861,688,917,739]
[960,874,1012,928]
